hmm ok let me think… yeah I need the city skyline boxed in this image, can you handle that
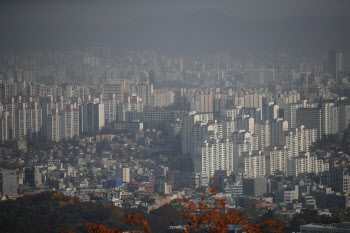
[1,1,350,233]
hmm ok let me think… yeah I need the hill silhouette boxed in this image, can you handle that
[0,191,180,233]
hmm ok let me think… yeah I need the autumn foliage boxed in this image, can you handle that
[62,181,284,233]
[124,213,152,233]
[60,213,151,233]
[181,184,284,233]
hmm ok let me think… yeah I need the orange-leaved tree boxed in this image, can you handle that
[180,180,284,233]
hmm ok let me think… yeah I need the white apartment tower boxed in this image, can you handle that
[15,103,26,141]
[322,102,339,135]
[47,109,62,142]
[254,121,270,151]
[5,99,17,139]
[25,102,42,143]
[102,94,119,125]
[0,111,9,144]
[237,115,255,133]
[118,95,143,121]
[194,139,234,177]
[243,151,266,179]
[231,131,258,173]
[62,108,79,139]
[221,106,242,119]
[181,112,213,156]
[265,146,290,176]
[42,97,66,140]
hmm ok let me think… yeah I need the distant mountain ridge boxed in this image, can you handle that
[1,11,349,57]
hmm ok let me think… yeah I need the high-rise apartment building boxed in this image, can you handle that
[61,108,79,139]
[322,102,339,135]
[133,83,153,106]
[42,97,66,140]
[284,101,318,129]
[117,95,143,121]
[289,152,329,177]
[47,109,62,142]
[116,167,130,183]
[339,103,350,132]
[86,102,105,133]
[236,115,255,133]
[254,121,270,151]
[181,112,213,156]
[264,146,290,176]
[243,151,266,178]
[0,169,18,197]
[15,103,27,141]
[194,138,234,177]
[191,92,214,113]
[102,82,125,101]
[25,166,42,188]
[221,106,242,119]
[242,178,267,196]
[0,111,9,144]
[262,102,279,121]
[328,49,342,79]
[25,102,42,143]
[102,94,119,124]
[270,118,289,147]
[296,108,322,139]
[5,98,18,139]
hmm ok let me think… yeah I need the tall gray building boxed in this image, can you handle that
[25,166,42,188]
[339,103,350,132]
[329,167,350,193]
[328,49,342,79]
[296,108,322,140]
[0,169,18,197]
[243,178,267,196]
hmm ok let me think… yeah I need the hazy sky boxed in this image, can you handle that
[1,0,350,26]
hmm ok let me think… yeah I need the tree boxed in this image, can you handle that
[101,125,115,134]
[287,209,336,232]
[245,200,261,224]
[85,214,151,233]
[181,184,284,233]
[62,182,284,233]
[61,214,151,233]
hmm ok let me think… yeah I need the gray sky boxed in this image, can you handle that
[1,0,350,26]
